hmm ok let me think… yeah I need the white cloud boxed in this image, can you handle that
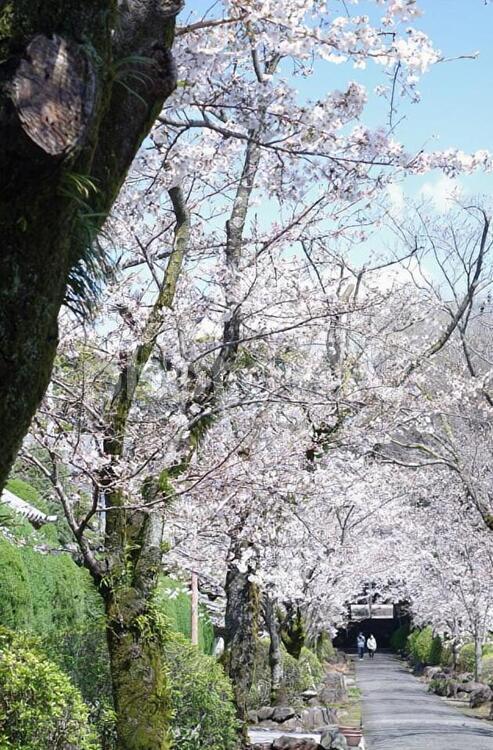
[387,183,405,216]
[418,176,463,211]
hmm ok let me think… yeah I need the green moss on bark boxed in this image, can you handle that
[105,593,173,750]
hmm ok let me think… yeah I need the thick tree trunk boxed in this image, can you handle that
[224,540,260,722]
[264,596,283,705]
[105,586,171,750]
[191,571,199,646]
[0,0,181,491]
[280,604,306,659]
[93,189,189,749]
[474,630,483,682]
[102,495,170,750]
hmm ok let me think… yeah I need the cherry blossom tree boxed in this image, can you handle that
[16,3,493,746]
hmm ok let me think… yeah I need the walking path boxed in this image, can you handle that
[356,653,493,750]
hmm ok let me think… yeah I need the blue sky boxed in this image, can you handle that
[179,1,493,201]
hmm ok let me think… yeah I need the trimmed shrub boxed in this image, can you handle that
[457,641,493,678]
[315,632,335,662]
[292,646,324,691]
[167,634,239,750]
[439,642,453,668]
[0,534,110,746]
[46,619,115,748]
[0,629,99,750]
[248,640,324,709]
[407,626,442,666]
[0,535,100,637]
[429,633,443,666]
[0,536,33,629]
[458,642,476,672]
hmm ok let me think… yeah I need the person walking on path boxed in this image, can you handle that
[367,634,377,659]
[357,632,366,659]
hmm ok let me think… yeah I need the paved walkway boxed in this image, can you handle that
[356,653,493,750]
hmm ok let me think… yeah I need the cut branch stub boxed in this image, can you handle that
[12,34,96,157]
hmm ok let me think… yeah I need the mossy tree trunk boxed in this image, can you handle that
[94,188,189,749]
[0,0,182,492]
[263,596,283,705]
[280,604,306,659]
[224,537,260,722]
[102,504,172,750]
[473,628,483,682]
[23,187,190,749]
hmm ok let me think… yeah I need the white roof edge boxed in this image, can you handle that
[1,488,58,526]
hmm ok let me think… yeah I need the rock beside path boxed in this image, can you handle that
[319,672,347,704]
[428,674,493,704]
[273,736,321,750]
[469,684,493,707]
[320,726,348,749]
[250,725,351,750]
[251,705,337,732]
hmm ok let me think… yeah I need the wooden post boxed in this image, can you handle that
[191,571,199,646]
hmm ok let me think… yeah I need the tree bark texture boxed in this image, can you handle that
[264,596,283,705]
[474,630,483,682]
[191,571,199,646]
[94,189,189,750]
[0,0,182,491]
[224,540,260,722]
[280,604,306,659]
[103,504,171,750]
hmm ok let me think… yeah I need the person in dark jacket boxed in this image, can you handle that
[357,632,366,659]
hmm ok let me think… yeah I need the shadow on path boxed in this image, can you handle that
[356,653,493,750]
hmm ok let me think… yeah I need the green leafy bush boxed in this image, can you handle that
[315,632,335,662]
[46,619,115,748]
[286,646,324,693]
[0,629,99,750]
[0,536,32,630]
[248,640,324,709]
[457,642,493,678]
[407,626,442,666]
[439,642,453,668]
[167,634,239,750]
[458,642,476,672]
[0,533,109,745]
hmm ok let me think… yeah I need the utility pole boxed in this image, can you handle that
[191,570,199,646]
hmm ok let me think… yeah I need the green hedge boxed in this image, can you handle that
[0,535,100,636]
[0,629,99,750]
[407,626,442,666]
[315,632,335,662]
[457,642,493,678]
[0,479,225,748]
[156,577,214,655]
